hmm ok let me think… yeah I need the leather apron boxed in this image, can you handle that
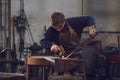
[59,23,81,58]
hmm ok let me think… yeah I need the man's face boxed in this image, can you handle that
[52,21,65,31]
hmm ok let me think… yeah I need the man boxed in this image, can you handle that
[40,11,97,58]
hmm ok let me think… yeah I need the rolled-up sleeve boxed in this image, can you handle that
[40,27,59,51]
[87,16,96,26]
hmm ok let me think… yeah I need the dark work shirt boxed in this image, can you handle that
[40,16,96,51]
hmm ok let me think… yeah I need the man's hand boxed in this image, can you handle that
[89,25,97,38]
[50,44,60,53]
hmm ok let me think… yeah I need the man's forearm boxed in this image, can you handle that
[88,25,97,38]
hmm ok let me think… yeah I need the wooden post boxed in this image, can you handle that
[8,0,11,49]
